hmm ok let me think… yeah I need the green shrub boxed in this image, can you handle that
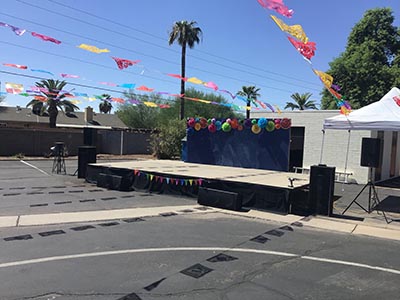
[151,119,186,159]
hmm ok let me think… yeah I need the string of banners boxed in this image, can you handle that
[134,169,204,186]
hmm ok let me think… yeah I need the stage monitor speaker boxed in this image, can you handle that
[309,164,335,216]
[110,174,132,191]
[198,187,242,211]
[77,146,97,178]
[97,173,110,189]
[360,138,381,168]
[84,128,97,146]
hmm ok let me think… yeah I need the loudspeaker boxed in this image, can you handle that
[97,173,110,188]
[309,164,335,216]
[198,187,242,211]
[84,128,97,146]
[77,146,97,178]
[360,138,381,168]
[96,173,133,191]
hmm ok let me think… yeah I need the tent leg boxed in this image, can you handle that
[341,130,351,191]
[319,129,325,164]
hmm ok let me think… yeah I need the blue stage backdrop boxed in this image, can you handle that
[186,118,290,171]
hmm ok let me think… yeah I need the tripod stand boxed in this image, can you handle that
[342,167,388,223]
[51,142,66,175]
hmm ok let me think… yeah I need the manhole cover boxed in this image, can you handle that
[98,222,119,227]
[180,263,213,279]
[250,235,270,243]
[207,253,238,263]
[70,225,96,231]
[123,218,145,223]
[4,234,33,241]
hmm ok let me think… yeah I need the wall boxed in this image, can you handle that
[252,110,371,184]
[0,128,152,156]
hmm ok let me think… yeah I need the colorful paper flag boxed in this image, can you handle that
[204,81,218,90]
[270,15,308,43]
[313,70,333,88]
[3,63,28,69]
[136,85,154,92]
[112,57,140,70]
[5,82,23,94]
[288,36,316,60]
[257,0,293,18]
[0,22,26,36]
[77,44,110,53]
[143,101,158,107]
[118,83,136,89]
[31,32,61,44]
[31,69,54,76]
[60,74,79,78]
[187,77,203,85]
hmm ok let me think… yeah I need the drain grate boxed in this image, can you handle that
[291,221,303,227]
[180,263,213,279]
[4,234,33,241]
[159,212,178,217]
[52,186,66,189]
[70,225,96,231]
[101,197,117,201]
[120,195,135,198]
[265,229,285,237]
[3,193,20,196]
[116,292,142,300]
[89,189,103,192]
[250,235,270,243]
[27,192,44,195]
[54,201,72,205]
[207,253,238,263]
[31,187,46,189]
[68,190,84,193]
[10,187,25,190]
[194,206,213,211]
[123,218,145,223]
[48,191,64,194]
[98,221,119,227]
[79,199,95,203]
[38,230,66,237]
[279,225,294,231]
[179,209,194,213]
[30,203,48,207]
[143,277,166,291]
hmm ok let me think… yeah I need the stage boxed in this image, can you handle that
[86,160,311,215]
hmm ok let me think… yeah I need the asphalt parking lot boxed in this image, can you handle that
[0,159,399,300]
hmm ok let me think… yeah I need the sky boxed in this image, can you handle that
[0,0,399,113]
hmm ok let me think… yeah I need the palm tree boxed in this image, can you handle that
[26,79,79,128]
[284,92,318,110]
[99,94,113,114]
[237,86,261,119]
[168,20,202,120]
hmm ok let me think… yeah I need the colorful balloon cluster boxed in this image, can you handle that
[187,117,291,134]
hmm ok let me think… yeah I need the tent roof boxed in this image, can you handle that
[323,87,400,130]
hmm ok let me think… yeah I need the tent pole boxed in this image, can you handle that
[319,129,325,164]
[342,130,351,191]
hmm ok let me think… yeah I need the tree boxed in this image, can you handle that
[26,79,79,128]
[168,20,202,120]
[237,86,260,119]
[284,92,318,110]
[99,94,113,114]
[321,8,400,109]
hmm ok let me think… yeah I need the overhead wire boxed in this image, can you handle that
[48,0,322,87]
[13,0,321,92]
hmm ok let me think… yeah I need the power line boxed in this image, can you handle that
[13,0,322,91]
[48,0,321,87]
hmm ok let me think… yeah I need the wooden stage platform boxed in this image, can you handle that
[86,160,311,214]
[89,160,309,190]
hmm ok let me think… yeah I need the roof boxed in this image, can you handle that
[0,106,128,129]
[323,87,400,131]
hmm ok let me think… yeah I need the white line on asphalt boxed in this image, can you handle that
[19,160,50,176]
[0,247,399,275]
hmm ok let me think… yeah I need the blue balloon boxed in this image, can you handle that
[257,118,267,129]
[215,120,222,131]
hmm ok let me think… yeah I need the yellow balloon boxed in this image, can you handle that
[194,123,201,131]
[251,124,261,134]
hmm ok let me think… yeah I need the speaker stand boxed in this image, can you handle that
[342,168,389,223]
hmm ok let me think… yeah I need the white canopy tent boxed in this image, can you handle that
[323,87,400,130]
[321,87,400,183]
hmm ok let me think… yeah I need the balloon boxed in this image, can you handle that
[208,123,216,133]
[251,119,257,125]
[266,120,275,132]
[257,118,267,129]
[200,117,208,128]
[222,122,232,132]
[215,120,222,131]
[187,118,195,127]
[211,118,216,124]
[226,118,231,124]
[244,119,252,128]
[281,118,291,129]
[231,118,238,129]
[194,123,202,131]
[275,123,281,129]
[207,118,212,125]
[237,125,244,131]
[251,124,261,134]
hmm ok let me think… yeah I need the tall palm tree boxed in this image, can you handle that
[26,79,79,128]
[237,86,261,119]
[284,92,318,110]
[99,94,113,114]
[168,20,202,120]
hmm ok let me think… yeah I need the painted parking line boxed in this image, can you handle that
[0,247,399,275]
[19,160,50,176]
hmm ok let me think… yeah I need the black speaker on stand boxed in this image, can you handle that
[342,138,388,223]
[309,164,335,216]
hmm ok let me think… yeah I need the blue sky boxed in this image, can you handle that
[0,0,399,113]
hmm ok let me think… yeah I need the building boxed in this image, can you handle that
[252,110,399,184]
